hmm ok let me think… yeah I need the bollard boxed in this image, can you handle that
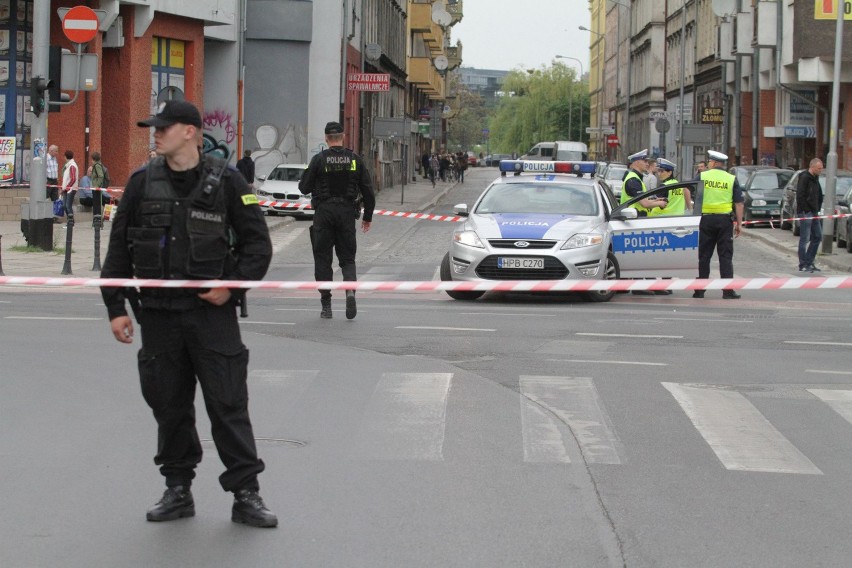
[91,189,103,272]
[61,213,74,275]
[0,234,4,276]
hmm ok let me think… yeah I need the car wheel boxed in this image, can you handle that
[780,203,792,230]
[838,228,847,249]
[440,253,485,301]
[847,222,852,253]
[584,251,619,303]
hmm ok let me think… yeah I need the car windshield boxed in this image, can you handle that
[606,167,627,180]
[267,167,304,182]
[475,183,599,216]
[818,175,852,196]
[555,150,586,161]
[749,171,791,190]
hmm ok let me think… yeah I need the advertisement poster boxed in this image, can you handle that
[0,136,16,183]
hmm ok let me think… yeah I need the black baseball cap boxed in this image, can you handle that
[137,100,202,129]
[324,121,344,135]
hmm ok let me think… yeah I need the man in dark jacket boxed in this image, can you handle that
[795,158,824,272]
[236,150,256,189]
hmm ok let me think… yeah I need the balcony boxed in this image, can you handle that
[446,0,464,25]
[409,3,444,46]
[408,56,445,99]
[446,41,463,70]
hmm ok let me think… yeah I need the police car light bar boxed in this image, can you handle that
[498,160,596,175]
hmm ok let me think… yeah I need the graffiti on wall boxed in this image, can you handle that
[202,108,237,160]
[249,123,308,180]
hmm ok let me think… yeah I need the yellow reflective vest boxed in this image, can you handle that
[648,178,686,216]
[700,168,735,214]
[620,169,652,214]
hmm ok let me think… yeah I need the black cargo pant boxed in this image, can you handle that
[698,213,734,279]
[310,200,358,300]
[137,301,264,492]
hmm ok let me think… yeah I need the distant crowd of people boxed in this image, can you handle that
[420,150,470,187]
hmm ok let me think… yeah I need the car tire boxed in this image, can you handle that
[847,222,852,253]
[440,253,485,301]
[584,251,619,303]
[780,207,792,231]
[838,228,847,249]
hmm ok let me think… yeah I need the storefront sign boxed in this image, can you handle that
[701,107,723,124]
[347,73,390,92]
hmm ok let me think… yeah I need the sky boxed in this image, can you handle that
[450,0,592,74]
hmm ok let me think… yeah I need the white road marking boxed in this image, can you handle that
[546,359,667,366]
[431,266,441,281]
[577,332,683,339]
[807,390,852,426]
[805,370,852,376]
[4,316,102,320]
[238,321,295,325]
[270,226,306,254]
[654,317,753,323]
[520,376,621,464]
[785,341,852,347]
[395,326,495,332]
[249,370,318,397]
[357,372,452,461]
[460,312,557,317]
[663,383,823,475]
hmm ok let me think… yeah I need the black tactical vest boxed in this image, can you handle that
[310,147,361,203]
[128,156,230,280]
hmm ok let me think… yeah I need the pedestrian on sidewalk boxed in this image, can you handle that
[100,100,278,528]
[46,144,59,201]
[421,152,430,181]
[236,149,256,190]
[299,121,376,320]
[429,154,439,188]
[59,150,79,220]
[796,157,824,273]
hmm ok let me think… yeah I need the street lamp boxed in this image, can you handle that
[578,26,606,159]
[555,55,584,143]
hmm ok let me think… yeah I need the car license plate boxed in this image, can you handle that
[497,257,544,269]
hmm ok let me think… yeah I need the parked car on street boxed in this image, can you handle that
[485,154,512,167]
[780,169,852,238]
[736,168,792,225]
[467,152,479,167]
[599,163,628,198]
[729,165,775,186]
[254,163,312,218]
[440,159,701,302]
[835,183,852,252]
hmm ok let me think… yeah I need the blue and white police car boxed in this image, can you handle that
[439,160,701,301]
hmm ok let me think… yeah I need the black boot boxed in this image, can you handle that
[345,290,357,320]
[692,290,705,298]
[232,489,278,528]
[146,485,194,522]
[320,297,332,319]
[723,290,741,299]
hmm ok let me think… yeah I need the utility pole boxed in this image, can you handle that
[24,0,52,250]
[821,5,843,255]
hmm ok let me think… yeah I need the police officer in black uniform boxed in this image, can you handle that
[100,101,278,528]
[299,121,375,319]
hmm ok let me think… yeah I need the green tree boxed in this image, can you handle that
[446,73,488,153]
[489,62,589,155]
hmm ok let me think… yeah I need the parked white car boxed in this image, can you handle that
[255,163,312,218]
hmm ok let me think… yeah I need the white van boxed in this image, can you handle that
[520,142,555,160]
[554,141,589,161]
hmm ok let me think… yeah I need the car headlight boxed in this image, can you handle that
[561,233,604,249]
[453,230,485,249]
[752,199,767,206]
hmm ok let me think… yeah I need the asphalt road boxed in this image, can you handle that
[2,168,851,567]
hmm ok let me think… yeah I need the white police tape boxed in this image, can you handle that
[0,276,850,292]
[257,200,465,222]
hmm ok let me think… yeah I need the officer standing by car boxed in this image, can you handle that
[648,158,692,216]
[620,149,668,215]
[299,121,376,319]
[693,150,744,299]
[100,100,278,528]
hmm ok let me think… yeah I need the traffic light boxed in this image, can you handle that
[30,77,50,117]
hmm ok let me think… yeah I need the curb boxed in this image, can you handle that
[742,229,852,274]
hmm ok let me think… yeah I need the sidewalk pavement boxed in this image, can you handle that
[0,174,459,277]
[3,176,850,277]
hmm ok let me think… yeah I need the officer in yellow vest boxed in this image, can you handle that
[620,149,669,216]
[693,150,744,299]
[648,158,692,216]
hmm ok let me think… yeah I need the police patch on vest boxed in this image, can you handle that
[190,209,224,223]
[241,194,259,206]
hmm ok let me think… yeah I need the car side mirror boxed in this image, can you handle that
[257,175,266,182]
[454,204,469,217]
[839,199,849,207]
[611,208,639,220]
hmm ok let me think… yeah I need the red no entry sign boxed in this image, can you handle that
[62,6,99,44]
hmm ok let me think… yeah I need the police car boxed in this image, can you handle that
[440,160,701,301]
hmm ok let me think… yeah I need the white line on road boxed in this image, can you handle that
[577,332,683,339]
[460,312,557,317]
[663,382,823,475]
[238,321,295,325]
[395,326,495,332]
[654,317,753,323]
[4,316,102,320]
[357,372,452,461]
[546,359,667,366]
[807,390,852,425]
[520,376,622,464]
[805,369,852,376]
[784,340,852,347]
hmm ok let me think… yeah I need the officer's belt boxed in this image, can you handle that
[317,196,353,205]
[140,288,206,311]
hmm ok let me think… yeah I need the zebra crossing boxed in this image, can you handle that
[249,369,852,474]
